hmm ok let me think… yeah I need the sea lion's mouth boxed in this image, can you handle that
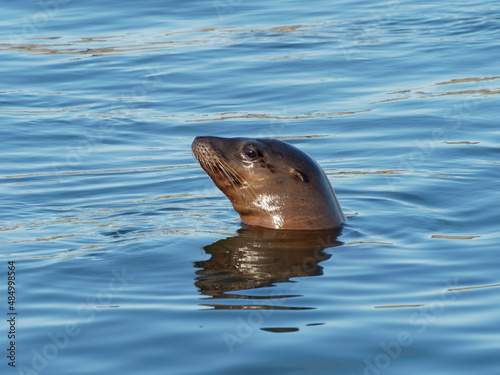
[192,139,244,188]
[203,160,241,186]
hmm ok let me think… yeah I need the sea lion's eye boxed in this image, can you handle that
[243,146,259,160]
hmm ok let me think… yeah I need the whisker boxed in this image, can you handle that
[193,143,257,200]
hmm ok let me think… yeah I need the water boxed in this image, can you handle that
[1,0,499,374]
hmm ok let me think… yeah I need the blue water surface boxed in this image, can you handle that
[1,0,500,374]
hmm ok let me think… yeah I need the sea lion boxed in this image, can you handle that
[192,136,345,230]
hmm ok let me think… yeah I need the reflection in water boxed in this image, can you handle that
[193,226,343,310]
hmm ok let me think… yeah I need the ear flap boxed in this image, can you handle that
[290,168,309,183]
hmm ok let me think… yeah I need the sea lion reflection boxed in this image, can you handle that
[193,226,342,310]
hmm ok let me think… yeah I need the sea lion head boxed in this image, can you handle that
[192,136,345,230]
